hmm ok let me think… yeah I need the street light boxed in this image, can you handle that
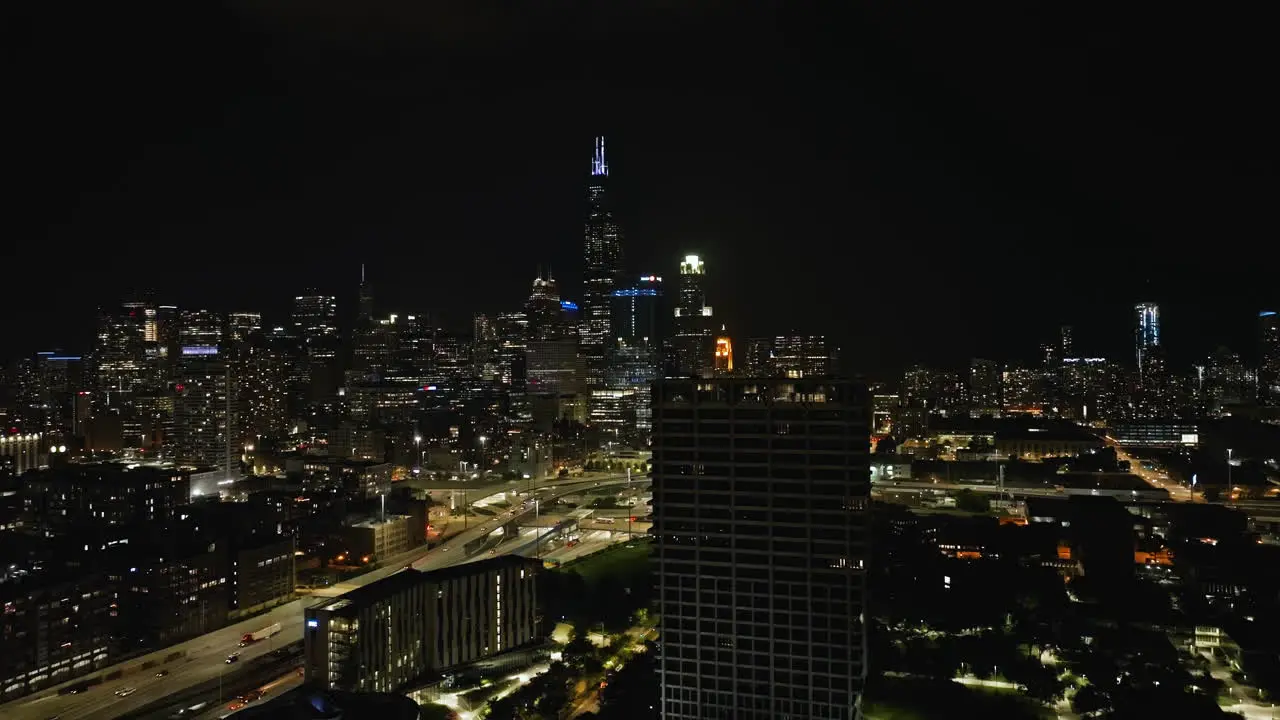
[414,435,422,472]
[1227,448,1234,503]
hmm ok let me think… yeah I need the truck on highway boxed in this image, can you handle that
[239,622,282,646]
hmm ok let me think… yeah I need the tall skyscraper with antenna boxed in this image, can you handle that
[580,136,622,390]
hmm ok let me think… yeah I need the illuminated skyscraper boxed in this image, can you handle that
[291,292,340,404]
[713,331,733,375]
[1260,311,1280,406]
[580,136,622,390]
[92,303,149,406]
[667,254,714,378]
[174,329,238,478]
[1134,302,1160,373]
[293,293,339,344]
[773,335,839,378]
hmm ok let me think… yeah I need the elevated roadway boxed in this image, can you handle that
[0,474,641,720]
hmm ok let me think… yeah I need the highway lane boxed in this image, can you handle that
[2,474,641,720]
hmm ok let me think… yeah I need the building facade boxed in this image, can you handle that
[652,377,869,719]
[304,555,542,693]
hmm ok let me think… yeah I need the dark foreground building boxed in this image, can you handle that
[303,554,542,693]
[652,377,870,719]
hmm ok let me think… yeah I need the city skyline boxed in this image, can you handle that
[9,5,1277,373]
[6,5,1280,720]
[11,271,1276,379]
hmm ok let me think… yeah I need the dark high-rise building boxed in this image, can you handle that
[525,272,572,341]
[969,358,1002,411]
[1204,346,1251,412]
[22,464,190,534]
[357,264,374,327]
[580,136,623,390]
[652,377,869,719]
[740,338,774,378]
[611,274,664,345]
[667,254,714,378]
[1060,325,1074,358]
[1260,311,1280,406]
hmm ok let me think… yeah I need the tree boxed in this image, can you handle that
[564,634,597,670]
[953,489,991,513]
[485,694,520,720]
[1071,684,1108,716]
[1004,657,1065,702]
[599,645,659,719]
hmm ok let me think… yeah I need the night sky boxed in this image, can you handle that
[9,3,1277,376]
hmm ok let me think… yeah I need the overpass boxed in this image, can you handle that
[875,479,1280,521]
[0,474,642,720]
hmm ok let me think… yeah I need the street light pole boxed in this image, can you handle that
[1227,448,1234,503]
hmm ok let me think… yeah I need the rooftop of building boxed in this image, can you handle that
[307,554,539,614]
[1026,495,1141,522]
[234,687,421,720]
[22,462,188,483]
[350,515,412,529]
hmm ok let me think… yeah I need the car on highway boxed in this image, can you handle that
[225,653,240,664]
[115,687,137,697]
[154,669,170,678]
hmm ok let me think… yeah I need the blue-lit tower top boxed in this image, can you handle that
[592,136,609,177]
[1134,302,1160,370]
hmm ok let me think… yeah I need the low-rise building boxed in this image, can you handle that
[344,515,414,561]
[303,555,542,693]
[0,570,116,700]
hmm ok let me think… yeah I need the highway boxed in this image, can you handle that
[0,474,644,720]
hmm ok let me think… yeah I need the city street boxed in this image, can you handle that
[1103,437,1199,502]
[0,474,637,720]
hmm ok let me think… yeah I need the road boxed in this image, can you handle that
[199,667,304,720]
[0,474,642,720]
[1102,436,1199,502]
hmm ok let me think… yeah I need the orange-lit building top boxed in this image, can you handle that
[714,335,733,374]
